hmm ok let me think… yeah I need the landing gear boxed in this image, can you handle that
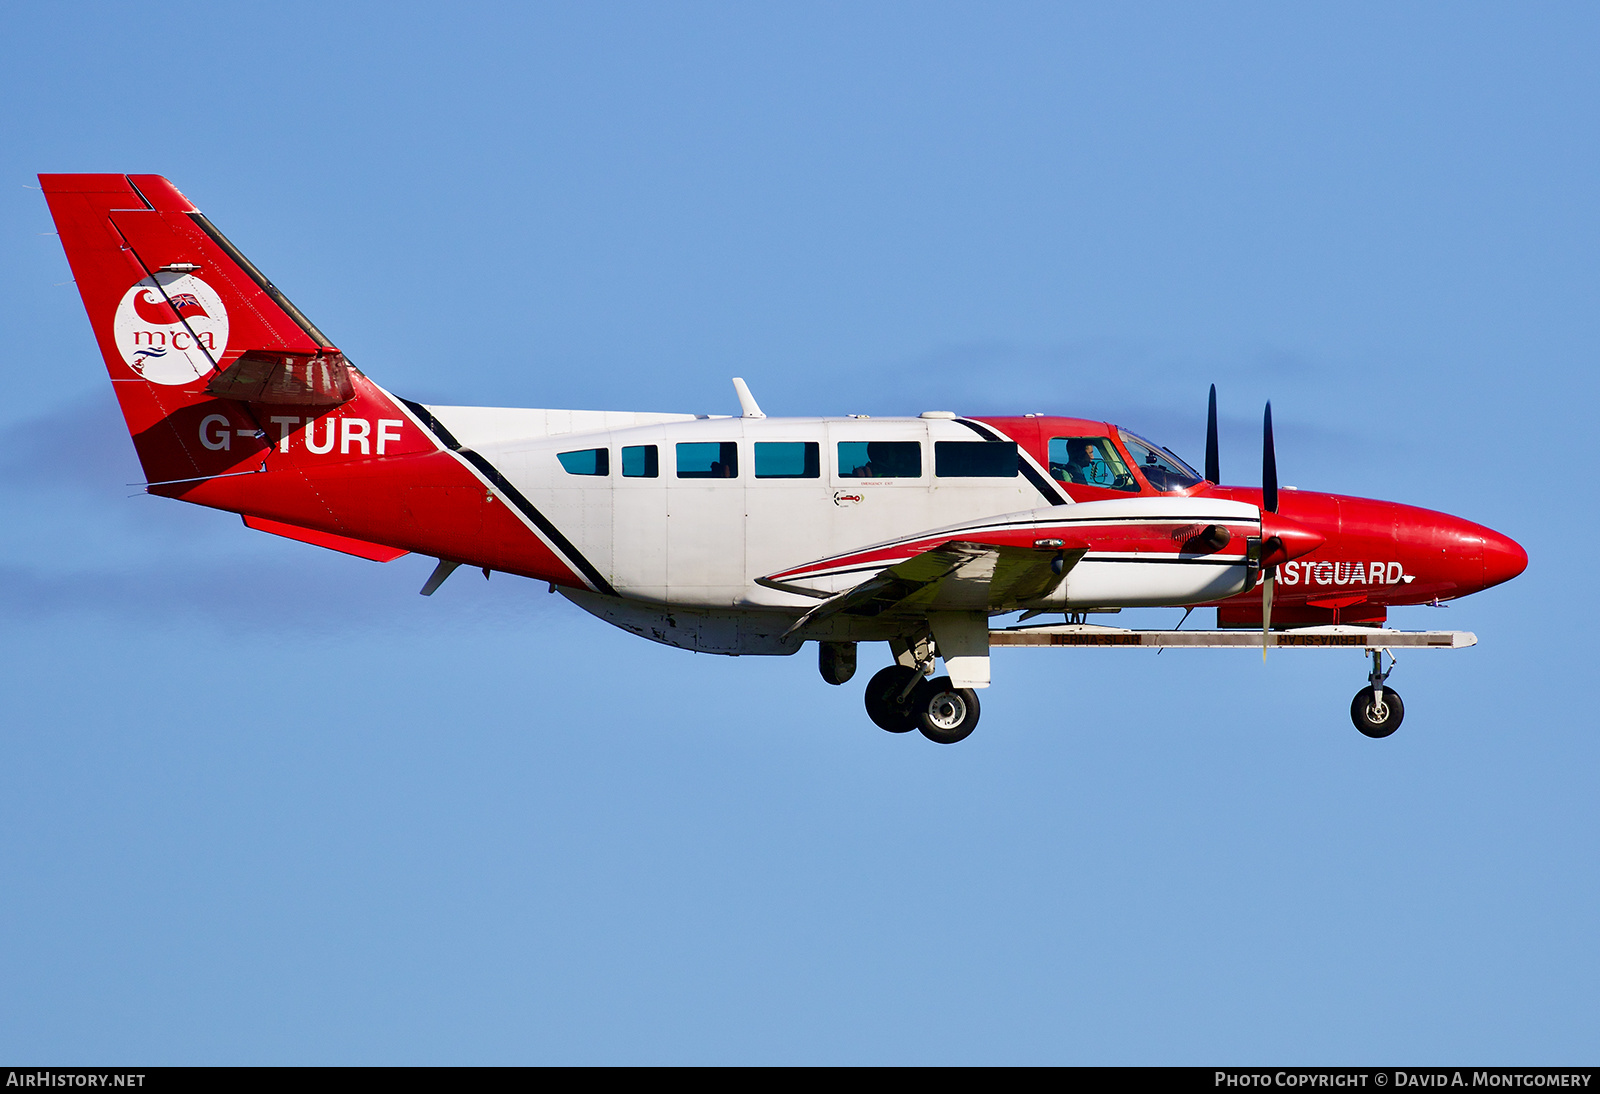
[1351,686,1404,737]
[863,667,984,743]
[1351,649,1404,738]
[912,676,981,744]
[864,665,921,733]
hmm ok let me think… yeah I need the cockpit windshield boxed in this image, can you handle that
[1118,429,1205,492]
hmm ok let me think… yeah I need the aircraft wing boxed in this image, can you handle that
[782,539,1087,638]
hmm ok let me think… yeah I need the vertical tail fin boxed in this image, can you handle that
[40,173,350,486]
[41,174,622,590]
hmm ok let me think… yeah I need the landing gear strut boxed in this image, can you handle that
[1351,648,1404,738]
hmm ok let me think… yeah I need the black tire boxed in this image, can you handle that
[1351,685,1404,738]
[864,665,922,733]
[915,676,981,744]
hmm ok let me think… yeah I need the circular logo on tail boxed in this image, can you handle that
[112,274,229,385]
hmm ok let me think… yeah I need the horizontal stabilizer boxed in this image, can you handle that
[243,515,408,562]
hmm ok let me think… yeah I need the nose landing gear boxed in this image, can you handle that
[1351,648,1404,738]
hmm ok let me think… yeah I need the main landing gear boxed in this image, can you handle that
[862,661,981,745]
[820,640,981,744]
[1351,648,1404,738]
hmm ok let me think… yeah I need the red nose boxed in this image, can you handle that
[1481,526,1528,589]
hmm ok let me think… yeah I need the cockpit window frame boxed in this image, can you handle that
[1116,427,1205,494]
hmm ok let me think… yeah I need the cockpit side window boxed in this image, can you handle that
[1119,429,1204,493]
[1047,436,1139,491]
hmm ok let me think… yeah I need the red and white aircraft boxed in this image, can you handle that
[41,174,1527,743]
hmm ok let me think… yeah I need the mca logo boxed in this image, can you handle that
[112,273,229,386]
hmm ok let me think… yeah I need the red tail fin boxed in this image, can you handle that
[40,175,595,589]
[40,173,361,486]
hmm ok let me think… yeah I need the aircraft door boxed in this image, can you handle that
[666,438,747,607]
[823,421,937,554]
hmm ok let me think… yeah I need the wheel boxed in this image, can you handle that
[1351,685,1404,738]
[864,665,921,733]
[914,676,981,744]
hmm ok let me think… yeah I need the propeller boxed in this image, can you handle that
[1204,387,1324,657]
[1261,401,1278,659]
[1205,384,1220,484]
[1262,401,1278,516]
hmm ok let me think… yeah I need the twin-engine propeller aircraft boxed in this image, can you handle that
[40,174,1527,743]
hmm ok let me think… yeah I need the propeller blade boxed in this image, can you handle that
[1262,401,1278,514]
[1262,566,1275,661]
[1205,384,1220,484]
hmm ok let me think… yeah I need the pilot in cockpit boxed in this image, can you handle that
[1059,439,1102,486]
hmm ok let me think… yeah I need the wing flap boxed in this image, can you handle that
[783,539,1085,638]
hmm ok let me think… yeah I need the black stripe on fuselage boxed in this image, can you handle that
[398,399,618,596]
[1076,555,1244,566]
[954,419,1074,506]
[400,399,464,450]
[771,512,1256,579]
[913,511,1255,535]
[786,553,1245,584]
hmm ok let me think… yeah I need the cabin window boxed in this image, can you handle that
[557,447,609,476]
[677,441,739,478]
[935,440,1018,477]
[621,445,658,478]
[837,441,921,478]
[754,441,820,478]
[1119,430,1204,492]
[1047,436,1138,491]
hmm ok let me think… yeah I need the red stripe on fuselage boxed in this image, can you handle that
[168,447,587,586]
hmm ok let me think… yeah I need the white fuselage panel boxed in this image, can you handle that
[432,410,1056,608]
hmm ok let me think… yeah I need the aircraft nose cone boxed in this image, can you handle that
[1481,526,1528,589]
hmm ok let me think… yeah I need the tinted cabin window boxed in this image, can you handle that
[837,440,921,478]
[621,445,658,478]
[677,441,739,478]
[1048,436,1138,492]
[754,441,820,478]
[935,440,1017,477]
[557,447,609,476]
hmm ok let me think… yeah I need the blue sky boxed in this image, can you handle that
[2,2,1595,1064]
